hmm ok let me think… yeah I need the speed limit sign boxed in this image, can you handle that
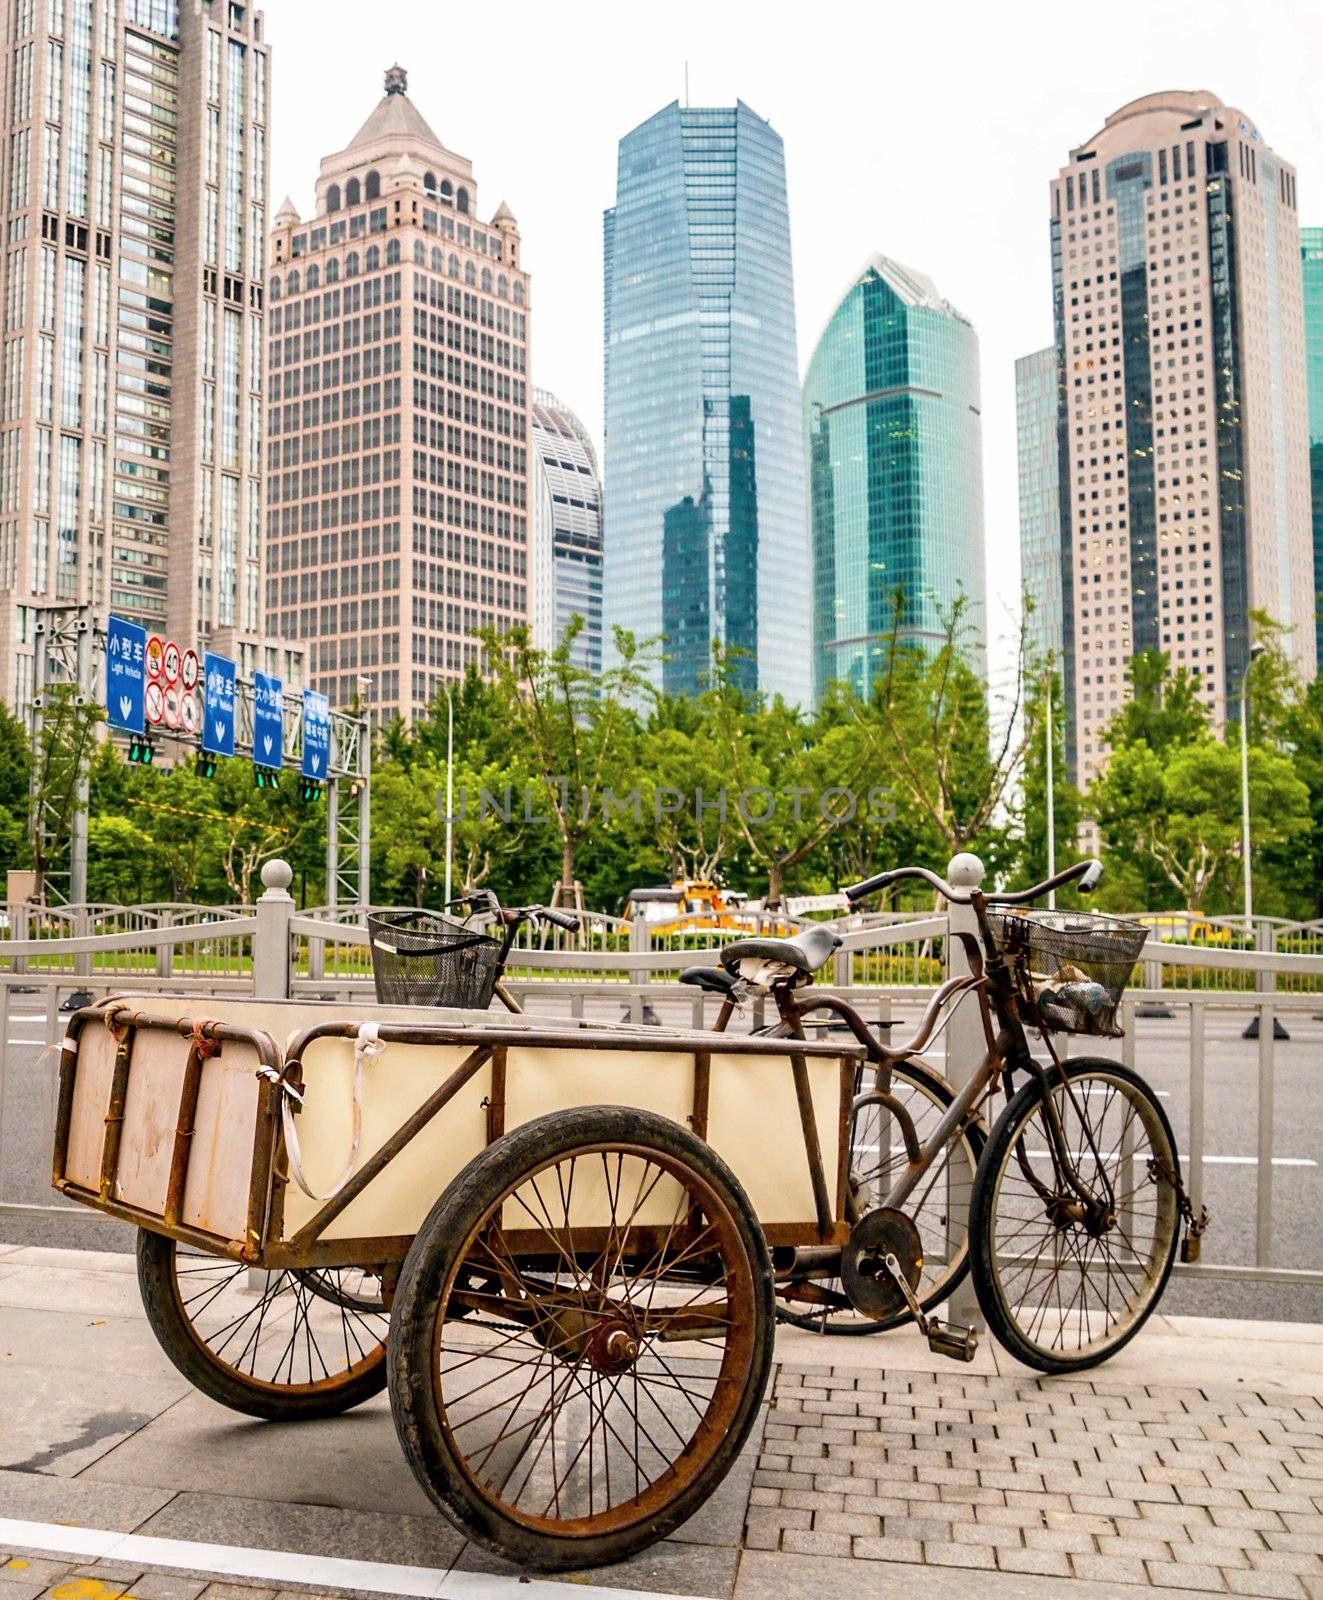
[181,648,199,691]
[163,641,181,684]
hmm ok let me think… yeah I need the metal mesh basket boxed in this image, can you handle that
[986,909,1149,1037]
[367,911,504,1009]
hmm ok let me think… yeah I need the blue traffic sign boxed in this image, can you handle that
[253,672,284,770]
[301,689,330,779]
[105,615,146,734]
[202,653,236,757]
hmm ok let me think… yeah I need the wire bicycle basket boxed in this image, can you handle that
[367,911,504,1009]
[986,909,1148,1037]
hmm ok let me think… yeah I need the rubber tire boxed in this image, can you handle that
[969,1057,1180,1375]
[136,1229,389,1420]
[388,1106,776,1572]
[776,1058,986,1334]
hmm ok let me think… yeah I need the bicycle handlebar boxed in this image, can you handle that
[443,893,579,933]
[843,858,1102,908]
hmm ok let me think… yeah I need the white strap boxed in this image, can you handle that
[280,1024,385,1204]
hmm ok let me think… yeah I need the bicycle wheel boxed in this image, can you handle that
[970,1057,1180,1374]
[137,1230,389,1420]
[776,1059,984,1334]
[388,1107,774,1571]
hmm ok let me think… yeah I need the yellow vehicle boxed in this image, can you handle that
[1134,912,1235,946]
[622,879,752,935]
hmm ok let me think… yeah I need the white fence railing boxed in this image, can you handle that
[1,859,1319,1288]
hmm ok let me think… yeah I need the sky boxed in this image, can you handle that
[264,0,1323,678]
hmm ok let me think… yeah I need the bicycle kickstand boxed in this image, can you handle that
[881,1252,979,1363]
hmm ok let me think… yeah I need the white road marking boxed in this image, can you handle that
[859,1144,1316,1168]
[0,1519,711,1600]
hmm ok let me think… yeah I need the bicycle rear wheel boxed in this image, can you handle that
[776,1059,984,1334]
[970,1057,1180,1374]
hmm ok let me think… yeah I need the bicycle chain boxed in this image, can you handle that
[1147,1153,1210,1262]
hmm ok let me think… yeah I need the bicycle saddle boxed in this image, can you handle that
[719,925,842,976]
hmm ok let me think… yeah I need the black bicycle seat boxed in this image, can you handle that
[678,967,740,995]
[719,925,842,977]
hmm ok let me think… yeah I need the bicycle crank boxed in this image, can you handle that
[844,1206,978,1362]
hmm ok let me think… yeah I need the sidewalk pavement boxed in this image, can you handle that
[0,1242,1320,1600]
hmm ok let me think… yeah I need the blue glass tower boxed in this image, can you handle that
[1017,346,1064,670]
[603,102,809,703]
[804,257,985,704]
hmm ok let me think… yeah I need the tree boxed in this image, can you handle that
[480,618,659,904]
[1091,737,1309,913]
[28,684,101,898]
[1012,667,1083,892]
[0,699,31,880]
[856,592,1019,885]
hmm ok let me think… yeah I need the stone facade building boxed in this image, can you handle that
[267,66,531,719]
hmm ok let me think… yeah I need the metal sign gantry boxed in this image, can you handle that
[26,604,371,908]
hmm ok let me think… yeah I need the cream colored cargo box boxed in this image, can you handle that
[53,998,861,1265]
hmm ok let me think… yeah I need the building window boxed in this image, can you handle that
[456,186,469,214]
[346,176,361,206]
[346,251,359,277]
[440,179,453,204]
[286,268,299,293]
[365,169,380,200]
[326,183,341,213]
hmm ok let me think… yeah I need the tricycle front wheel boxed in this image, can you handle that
[137,1231,389,1419]
[388,1106,774,1571]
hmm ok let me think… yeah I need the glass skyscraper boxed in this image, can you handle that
[1017,346,1063,669]
[803,256,985,705]
[1303,227,1323,671]
[532,389,603,673]
[603,101,809,703]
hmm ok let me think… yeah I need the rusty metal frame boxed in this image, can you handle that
[52,1007,860,1270]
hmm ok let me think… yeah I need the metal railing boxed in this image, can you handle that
[1,857,1319,1290]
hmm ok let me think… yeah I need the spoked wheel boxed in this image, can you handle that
[137,1231,389,1419]
[776,1059,984,1333]
[388,1107,774,1571]
[971,1057,1181,1373]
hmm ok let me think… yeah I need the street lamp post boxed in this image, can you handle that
[444,681,455,906]
[1239,643,1266,940]
[1045,673,1056,911]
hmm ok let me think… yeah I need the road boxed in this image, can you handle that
[2,994,1320,1322]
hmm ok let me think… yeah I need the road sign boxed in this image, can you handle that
[145,635,164,681]
[253,672,283,770]
[181,688,198,736]
[163,682,181,729]
[181,648,199,691]
[202,652,236,757]
[144,680,165,726]
[163,641,181,684]
[106,615,147,735]
[301,689,330,780]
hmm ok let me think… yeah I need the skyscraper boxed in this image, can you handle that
[531,390,602,673]
[603,101,809,703]
[1046,92,1313,783]
[804,256,985,704]
[1017,346,1064,670]
[1302,227,1323,670]
[267,67,532,719]
[0,0,291,709]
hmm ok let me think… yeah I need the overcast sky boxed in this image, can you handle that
[265,0,1323,675]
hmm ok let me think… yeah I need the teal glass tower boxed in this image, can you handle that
[1303,227,1323,670]
[603,102,809,703]
[804,257,985,704]
[1017,346,1064,669]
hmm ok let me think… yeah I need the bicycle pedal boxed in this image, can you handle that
[927,1320,978,1362]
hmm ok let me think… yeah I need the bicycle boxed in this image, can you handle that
[681,858,1205,1373]
[368,891,579,1013]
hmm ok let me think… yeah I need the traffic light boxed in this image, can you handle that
[195,753,217,780]
[254,768,279,790]
[298,777,324,802]
[128,736,155,765]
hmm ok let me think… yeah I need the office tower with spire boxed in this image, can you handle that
[268,67,531,718]
[1045,92,1313,783]
[531,389,602,673]
[804,256,986,705]
[0,0,292,708]
[603,100,810,703]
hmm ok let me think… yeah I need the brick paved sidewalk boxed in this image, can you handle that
[747,1364,1323,1597]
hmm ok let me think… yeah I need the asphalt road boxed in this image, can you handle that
[2,994,1319,1323]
